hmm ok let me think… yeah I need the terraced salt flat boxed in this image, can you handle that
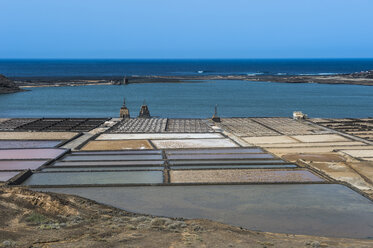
[242,136,298,145]
[108,118,168,133]
[34,184,373,238]
[152,139,238,149]
[170,169,323,183]
[97,133,223,140]
[53,161,165,167]
[170,164,297,170]
[217,118,279,137]
[62,154,163,161]
[0,148,67,160]
[42,166,164,172]
[251,118,325,135]
[0,160,48,171]
[0,132,78,140]
[291,134,350,143]
[259,141,366,148]
[0,140,62,149]
[23,171,163,185]
[108,118,214,133]
[167,153,274,160]
[267,146,373,155]
[165,148,263,154]
[81,140,154,150]
[73,150,162,155]
[0,119,39,131]
[310,118,373,142]
[14,118,108,132]
[339,149,373,158]
[166,119,213,133]
[168,160,285,165]
[0,172,19,181]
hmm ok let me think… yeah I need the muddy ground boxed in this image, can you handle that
[1,186,373,248]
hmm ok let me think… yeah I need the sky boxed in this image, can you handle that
[1,0,373,59]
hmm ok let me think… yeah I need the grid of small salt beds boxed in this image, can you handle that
[217,117,328,137]
[108,118,214,133]
[311,118,373,142]
[0,118,38,131]
[0,118,108,132]
[21,147,325,186]
[93,132,238,150]
[0,148,68,182]
[242,133,373,156]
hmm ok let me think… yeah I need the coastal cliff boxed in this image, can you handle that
[0,74,23,94]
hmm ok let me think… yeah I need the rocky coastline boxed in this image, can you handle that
[3,70,373,90]
[0,74,24,94]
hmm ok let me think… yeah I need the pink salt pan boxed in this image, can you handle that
[0,160,48,171]
[0,172,19,181]
[0,149,67,160]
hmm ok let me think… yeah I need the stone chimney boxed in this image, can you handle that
[119,98,130,118]
[138,100,151,118]
[123,77,129,85]
[211,104,221,122]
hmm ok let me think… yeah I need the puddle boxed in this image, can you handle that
[34,184,373,238]
[23,171,163,185]
[0,160,48,170]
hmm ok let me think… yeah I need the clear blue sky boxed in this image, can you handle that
[1,0,373,59]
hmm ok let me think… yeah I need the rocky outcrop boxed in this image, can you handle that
[0,74,22,94]
[349,70,373,79]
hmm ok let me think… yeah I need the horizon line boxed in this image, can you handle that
[1,57,373,60]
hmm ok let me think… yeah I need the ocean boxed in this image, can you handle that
[1,59,373,78]
[0,59,372,118]
[0,80,372,118]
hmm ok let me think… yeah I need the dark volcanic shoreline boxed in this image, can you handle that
[9,70,373,87]
[0,74,24,94]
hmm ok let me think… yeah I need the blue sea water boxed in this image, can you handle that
[0,80,372,118]
[1,59,373,78]
[0,59,372,118]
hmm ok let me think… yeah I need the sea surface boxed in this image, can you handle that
[1,59,372,118]
[1,59,373,78]
[0,80,372,118]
